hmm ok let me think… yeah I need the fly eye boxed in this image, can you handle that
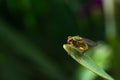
[68,39,73,42]
[67,37,73,43]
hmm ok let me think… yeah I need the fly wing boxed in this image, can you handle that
[82,38,97,46]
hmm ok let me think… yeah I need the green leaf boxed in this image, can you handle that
[63,44,114,80]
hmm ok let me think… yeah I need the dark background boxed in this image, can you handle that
[0,0,120,80]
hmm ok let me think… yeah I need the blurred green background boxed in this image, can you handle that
[0,0,120,80]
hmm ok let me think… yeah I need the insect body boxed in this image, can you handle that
[67,36,97,52]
